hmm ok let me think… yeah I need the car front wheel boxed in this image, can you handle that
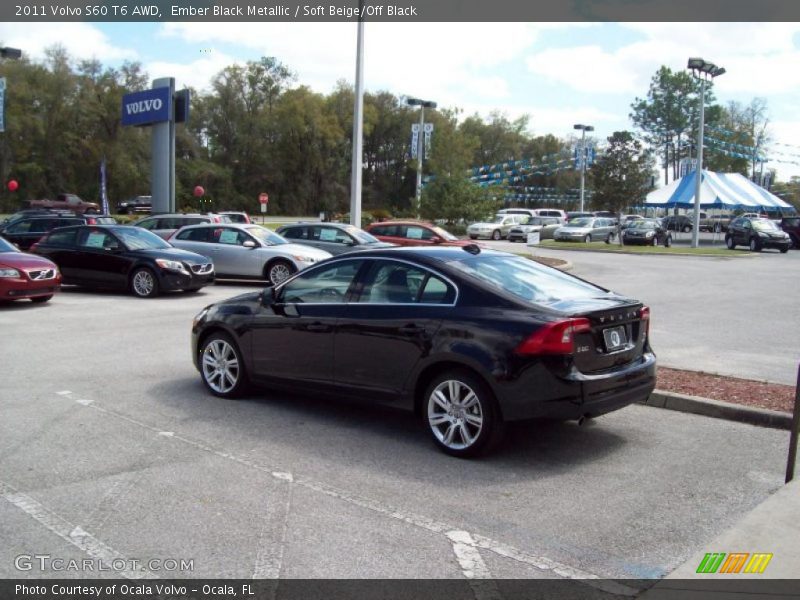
[491,230,501,241]
[726,236,735,250]
[584,234,591,243]
[199,333,248,398]
[424,370,503,457]
[749,237,761,252]
[664,235,672,248]
[130,267,159,298]
[265,260,295,286]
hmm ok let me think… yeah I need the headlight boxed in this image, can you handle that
[155,258,187,272]
[0,268,20,278]
[645,231,655,237]
[757,232,768,238]
[292,255,316,263]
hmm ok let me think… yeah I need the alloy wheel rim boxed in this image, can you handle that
[133,271,154,296]
[270,264,292,285]
[427,379,484,450]
[201,339,240,393]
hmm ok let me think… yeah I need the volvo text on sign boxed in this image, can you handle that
[121,87,172,127]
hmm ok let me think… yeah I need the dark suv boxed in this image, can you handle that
[780,216,800,248]
[726,217,790,253]
[0,214,117,250]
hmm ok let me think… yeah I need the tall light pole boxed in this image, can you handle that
[687,57,725,248]
[573,124,594,212]
[349,10,365,228]
[407,97,436,218]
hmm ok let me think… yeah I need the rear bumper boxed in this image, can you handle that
[496,352,656,421]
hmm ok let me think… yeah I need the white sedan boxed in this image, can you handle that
[467,214,523,240]
[169,223,331,285]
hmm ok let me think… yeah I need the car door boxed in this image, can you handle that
[73,228,131,288]
[334,259,454,400]
[249,258,366,387]
[206,226,260,277]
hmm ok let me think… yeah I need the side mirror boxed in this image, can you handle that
[243,240,257,249]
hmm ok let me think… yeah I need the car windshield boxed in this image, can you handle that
[567,218,593,227]
[431,226,458,241]
[752,220,779,232]
[344,226,381,244]
[447,253,607,305]
[631,220,658,229]
[245,225,288,245]
[0,237,17,252]
[113,227,171,250]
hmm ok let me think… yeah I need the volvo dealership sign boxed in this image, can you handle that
[121,87,171,127]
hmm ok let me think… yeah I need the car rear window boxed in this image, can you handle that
[448,254,606,306]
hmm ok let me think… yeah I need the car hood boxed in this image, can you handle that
[138,247,212,264]
[0,252,58,270]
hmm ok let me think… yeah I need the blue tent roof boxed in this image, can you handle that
[645,170,796,211]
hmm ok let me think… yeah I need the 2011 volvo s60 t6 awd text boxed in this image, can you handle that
[191,246,656,457]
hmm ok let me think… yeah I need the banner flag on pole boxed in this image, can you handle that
[0,78,6,133]
[410,124,420,159]
[423,123,433,159]
[100,157,109,215]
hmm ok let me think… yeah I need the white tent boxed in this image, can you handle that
[645,170,795,212]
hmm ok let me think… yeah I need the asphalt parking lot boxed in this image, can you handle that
[0,250,793,589]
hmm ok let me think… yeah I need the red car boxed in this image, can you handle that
[0,237,61,303]
[364,220,475,247]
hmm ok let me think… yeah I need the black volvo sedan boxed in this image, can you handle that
[32,225,215,297]
[191,246,655,457]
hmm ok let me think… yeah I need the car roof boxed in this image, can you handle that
[280,221,353,229]
[367,220,435,226]
[322,244,503,263]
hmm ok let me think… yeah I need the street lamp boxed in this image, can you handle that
[0,47,22,60]
[407,96,436,217]
[687,57,725,248]
[573,124,594,212]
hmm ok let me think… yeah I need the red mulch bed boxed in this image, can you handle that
[657,366,796,413]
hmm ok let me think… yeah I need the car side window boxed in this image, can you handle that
[137,219,158,230]
[281,227,306,240]
[78,229,118,250]
[215,228,247,245]
[6,220,32,233]
[359,262,453,305]
[280,260,363,304]
[176,228,210,242]
[45,228,78,246]
[405,226,430,241]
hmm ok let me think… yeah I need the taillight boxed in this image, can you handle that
[515,318,591,355]
[639,306,650,340]
[86,217,96,225]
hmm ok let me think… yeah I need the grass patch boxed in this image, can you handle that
[536,239,750,256]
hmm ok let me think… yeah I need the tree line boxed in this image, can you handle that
[0,46,794,217]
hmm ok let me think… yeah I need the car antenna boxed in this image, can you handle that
[462,243,481,255]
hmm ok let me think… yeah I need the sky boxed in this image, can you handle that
[2,21,800,183]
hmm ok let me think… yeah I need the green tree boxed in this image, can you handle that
[420,175,497,225]
[590,131,654,215]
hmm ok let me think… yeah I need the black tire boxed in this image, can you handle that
[198,332,249,399]
[713,223,722,233]
[651,236,657,246]
[682,225,691,233]
[265,259,295,287]
[749,237,761,252]
[491,230,501,241]
[664,235,672,248]
[130,267,159,298]
[423,369,503,458]
[584,234,591,243]
[30,295,52,303]
[790,235,799,249]
[469,235,478,240]
[726,236,735,250]
[780,246,789,254]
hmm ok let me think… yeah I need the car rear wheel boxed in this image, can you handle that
[265,260,295,286]
[30,295,52,303]
[491,230,501,241]
[682,225,691,233]
[584,234,591,243]
[664,235,672,248]
[199,333,248,398]
[726,236,735,250]
[130,268,159,298]
[749,237,761,252]
[424,370,503,457]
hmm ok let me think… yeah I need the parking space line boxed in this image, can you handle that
[84,471,145,532]
[53,390,641,593]
[252,479,293,580]
[0,479,152,579]
[447,530,503,600]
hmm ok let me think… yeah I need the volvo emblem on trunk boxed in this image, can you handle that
[610,330,621,347]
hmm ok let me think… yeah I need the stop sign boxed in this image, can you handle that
[259,192,269,204]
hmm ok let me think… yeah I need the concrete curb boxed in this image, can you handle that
[642,390,792,430]
[534,244,758,258]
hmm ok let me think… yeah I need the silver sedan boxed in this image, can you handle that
[553,217,617,243]
[169,223,331,285]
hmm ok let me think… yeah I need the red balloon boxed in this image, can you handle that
[7,180,18,192]
[193,185,205,197]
